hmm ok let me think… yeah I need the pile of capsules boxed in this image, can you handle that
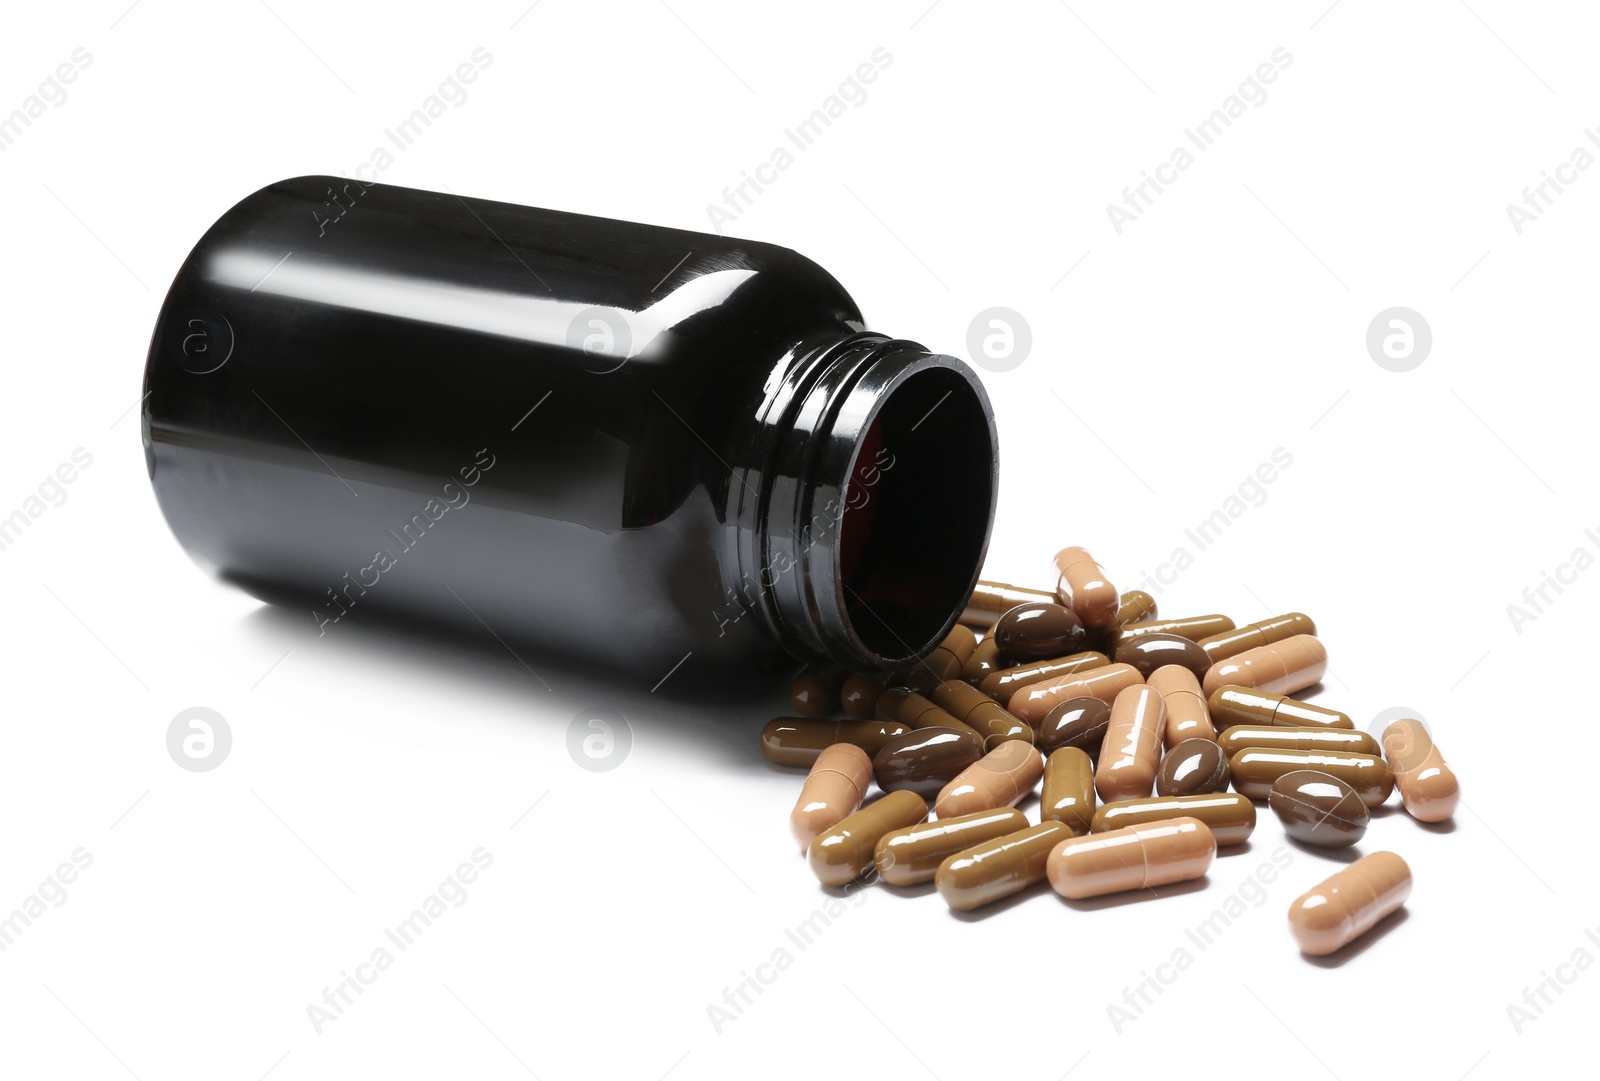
[762,546,1459,956]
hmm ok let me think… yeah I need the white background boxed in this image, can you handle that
[1,1,1594,1078]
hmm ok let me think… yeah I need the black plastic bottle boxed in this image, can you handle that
[143,177,998,682]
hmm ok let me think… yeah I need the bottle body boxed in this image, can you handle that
[143,177,997,678]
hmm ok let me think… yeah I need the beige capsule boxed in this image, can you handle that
[1382,719,1459,823]
[1147,664,1214,747]
[874,807,1028,886]
[1217,726,1379,758]
[1053,546,1119,628]
[790,744,874,850]
[935,820,1073,911]
[1230,748,1393,807]
[1202,634,1327,697]
[1047,817,1216,900]
[935,741,1044,818]
[1288,851,1412,955]
[1091,793,1256,846]
[1007,663,1145,726]
[933,679,1033,746]
[1040,747,1097,834]
[808,790,929,887]
[1095,684,1167,803]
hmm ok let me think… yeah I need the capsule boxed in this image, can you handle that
[1230,748,1393,807]
[960,638,1003,685]
[1148,664,1214,747]
[1202,634,1327,698]
[1269,770,1368,848]
[875,690,986,745]
[790,744,874,849]
[962,579,1056,628]
[789,664,848,718]
[1156,738,1230,797]
[1111,614,1236,648]
[808,790,929,887]
[1008,663,1144,726]
[839,672,887,719]
[872,727,985,798]
[873,808,1028,886]
[992,601,1087,663]
[935,820,1073,910]
[1091,793,1255,846]
[1037,697,1112,757]
[935,741,1044,818]
[1207,685,1352,730]
[1053,546,1118,628]
[1382,719,1459,823]
[979,651,1109,701]
[1217,725,1379,758]
[932,679,1033,746]
[1040,747,1097,833]
[1115,633,1211,681]
[1094,684,1167,803]
[761,717,912,767]
[891,625,978,693]
[1287,851,1412,955]
[1113,590,1158,627]
[1047,818,1216,900]
[1198,613,1316,663]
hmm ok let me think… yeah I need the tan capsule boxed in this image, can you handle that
[1047,817,1216,900]
[1147,664,1214,747]
[761,717,912,767]
[1230,748,1393,807]
[1053,546,1119,627]
[1095,684,1167,803]
[1040,747,1097,834]
[1007,663,1144,726]
[933,679,1033,746]
[1091,793,1256,846]
[962,580,1056,628]
[1217,725,1380,758]
[1111,614,1237,648]
[873,808,1028,886]
[789,664,848,717]
[839,672,887,719]
[808,790,928,887]
[979,650,1109,701]
[1206,685,1353,730]
[935,741,1044,818]
[1288,851,1412,955]
[960,638,1003,684]
[1113,590,1158,627]
[1382,719,1459,823]
[1198,613,1316,663]
[1202,634,1327,697]
[874,690,986,744]
[935,821,1073,910]
[891,625,978,693]
[790,744,874,850]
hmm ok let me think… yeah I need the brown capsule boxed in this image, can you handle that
[962,580,1056,628]
[808,790,929,887]
[935,741,1044,818]
[839,672,887,720]
[1217,725,1379,758]
[889,625,978,693]
[789,664,848,718]
[1288,851,1411,955]
[1112,614,1237,648]
[1008,663,1145,726]
[1114,632,1211,682]
[1048,817,1216,900]
[1091,793,1255,846]
[1382,719,1459,823]
[992,601,1087,663]
[1268,770,1369,848]
[1114,590,1158,627]
[1198,612,1316,663]
[960,638,1003,685]
[874,690,986,744]
[1207,685,1353,731]
[935,820,1073,910]
[932,679,1033,747]
[761,717,912,767]
[979,651,1109,701]
[872,727,985,798]
[1230,748,1393,807]
[1053,546,1119,628]
[1147,665,1214,747]
[1037,697,1113,757]
[1157,739,1230,797]
[1202,634,1327,697]
[874,807,1028,886]
[790,744,874,850]
[1040,747,1097,834]
[1095,684,1166,803]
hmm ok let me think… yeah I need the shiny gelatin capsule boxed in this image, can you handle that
[933,679,1033,746]
[789,664,848,718]
[1040,747,1097,834]
[962,580,1056,628]
[875,690,986,744]
[1091,793,1255,846]
[1230,748,1393,807]
[1216,725,1379,758]
[1202,634,1327,697]
[1198,613,1316,664]
[1115,633,1211,681]
[1148,665,1214,747]
[1094,684,1166,803]
[1382,719,1459,823]
[761,717,912,767]
[1287,851,1411,955]
[992,601,1088,663]
[960,638,1003,684]
[809,790,929,887]
[1111,614,1236,648]
[979,651,1109,702]
[1008,663,1144,726]
[839,672,888,720]
[935,820,1073,910]
[1053,547,1119,628]
[874,807,1028,886]
[892,625,978,693]
[1047,817,1216,900]
[1207,686,1352,730]
[790,744,874,849]
[872,727,984,798]
[1037,697,1113,757]
[1156,738,1230,797]
[935,740,1044,818]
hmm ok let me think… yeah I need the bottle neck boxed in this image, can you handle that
[725,331,998,670]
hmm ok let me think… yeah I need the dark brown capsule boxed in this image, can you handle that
[960,638,1003,685]
[1114,632,1211,681]
[839,672,888,720]
[978,651,1109,701]
[872,727,985,798]
[760,718,912,767]
[1268,770,1369,848]
[992,602,1087,663]
[1156,738,1231,797]
[789,664,848,718]
[1037,697,1112,757]
[1088,591,1162,653]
